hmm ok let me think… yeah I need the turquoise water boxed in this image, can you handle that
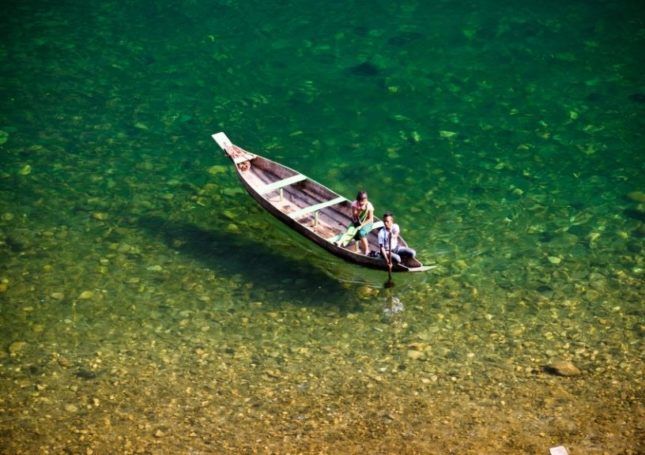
[1,1,643,453]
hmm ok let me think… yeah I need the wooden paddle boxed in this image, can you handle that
[385,229,394,288]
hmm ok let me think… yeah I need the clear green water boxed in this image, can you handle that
[1,1,643,453]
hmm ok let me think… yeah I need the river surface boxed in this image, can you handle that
[1,1,643,453]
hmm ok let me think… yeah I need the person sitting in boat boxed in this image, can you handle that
[378,212,416,265]
[351,191,374,255]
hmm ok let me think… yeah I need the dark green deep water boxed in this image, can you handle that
[1,1,643,453]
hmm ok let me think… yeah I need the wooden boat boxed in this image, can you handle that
[212,132,432,272]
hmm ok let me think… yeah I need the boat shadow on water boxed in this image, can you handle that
[258,211,434,290]
[137,215,368,312]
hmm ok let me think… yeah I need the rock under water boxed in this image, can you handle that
[543,360,582,377]
[628,93,645,103]
[348,62,380,76]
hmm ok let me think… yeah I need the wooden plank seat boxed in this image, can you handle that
[230,146,256,165]
[233,155,254,165]
[212,134,256,165]
[288,196,346,220]
[259,174,307,194]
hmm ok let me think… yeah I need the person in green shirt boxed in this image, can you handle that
[350,191,374,255]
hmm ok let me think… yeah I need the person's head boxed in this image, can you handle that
[383,211,394,228]
[356,191,368,203]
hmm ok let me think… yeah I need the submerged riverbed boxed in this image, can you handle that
[1,1,643,453]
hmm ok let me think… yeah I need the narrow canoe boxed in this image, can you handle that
[212,132,432,272]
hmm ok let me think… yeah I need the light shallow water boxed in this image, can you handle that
[1,1,643,453]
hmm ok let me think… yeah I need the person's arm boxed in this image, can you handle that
[358,205,374,228]
[391,225,400,241]
[363,207,374,226]
[380,245,390,264]
[378,233,391,265]
[351,205,361,226]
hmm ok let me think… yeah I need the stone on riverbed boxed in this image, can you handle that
[91,211,109,221]
[356,285,377,300]
[9,341,27,357]
[78,290,94,300]
[544,360,581,377]
[64,403,78,413]
[407,350,425,360]
[626,191,645,203]
[75,369,97,380]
